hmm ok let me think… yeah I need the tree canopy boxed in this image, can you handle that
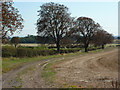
[1,2,24,42]
[37,2,74,52]
[92,30,114,49]
[11,37,20,48]
[74,17,100,52]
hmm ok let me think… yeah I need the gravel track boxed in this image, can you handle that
[53,48,118,88]
[2,48,118,88]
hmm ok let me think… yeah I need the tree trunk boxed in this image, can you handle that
[56,41,60,52]
[14,44,17,48]
[84,44,88,52]
[85,46,88,52]
[102,44,104,49]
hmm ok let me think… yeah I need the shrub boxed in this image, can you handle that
[2,46,80,58]
[48,49,57,55]
[42,50,49,56]
[32,49,38,56]
[39,50,54,56]
[17,48,27,57]
[26,48,34,57]
[2,46,17,57]
[17,48,38,57]
[36,45,48,50]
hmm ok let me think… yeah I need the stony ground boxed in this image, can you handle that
[53,48,118,88]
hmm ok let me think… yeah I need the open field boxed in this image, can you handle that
[2,43,120,47]
[2,47,118,88]
[19,43,56,47]
[2,43,56,47]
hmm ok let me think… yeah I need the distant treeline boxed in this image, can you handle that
[19,35,55,44]
[19,34,80,44]
[19,35,118,44]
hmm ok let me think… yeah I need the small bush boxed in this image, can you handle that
[2,46,17,57]
[26,48,34,57]
[36,45,48,50]
[48,49,57,55]
[32,49,38,56]
[17,48,27,57]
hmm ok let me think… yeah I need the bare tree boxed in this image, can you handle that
[11,37,20,48]
[1,2,24,43]
[93,30,114,49]
[37,2,74,52]
[74,17,100,52]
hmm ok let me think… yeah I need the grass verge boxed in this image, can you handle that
[42,62,56,84]
[2,54,64,74]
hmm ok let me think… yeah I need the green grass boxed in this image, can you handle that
[2,54,65,74]
[42,62,56,83]
[105,43,120,47]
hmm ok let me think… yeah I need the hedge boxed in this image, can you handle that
[2,46,80,58]
[2,46,17,57]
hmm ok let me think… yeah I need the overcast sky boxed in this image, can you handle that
[13,1,118,37]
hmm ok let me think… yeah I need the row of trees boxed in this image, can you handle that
[37,2,114,52]
[1,2,114,52]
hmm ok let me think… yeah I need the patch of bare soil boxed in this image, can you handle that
[21,61,50,88]
[53,48,118,88]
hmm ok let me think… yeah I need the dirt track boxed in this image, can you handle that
[53,48,118,88]
[2,48,118,88]
[2,57,64,88]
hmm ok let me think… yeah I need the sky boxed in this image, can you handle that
[13,1,118,37]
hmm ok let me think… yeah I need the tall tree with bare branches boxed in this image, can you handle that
[37,2,74,52]
[74,17,100,52]
[92,30,114,49]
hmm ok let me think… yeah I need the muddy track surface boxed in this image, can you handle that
[2,48,118,88]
